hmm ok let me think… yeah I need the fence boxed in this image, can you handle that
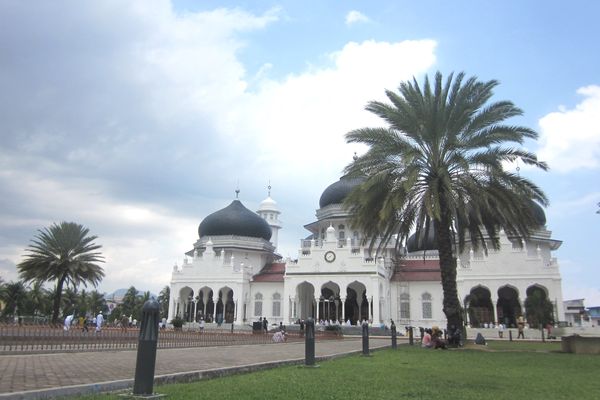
[0,323,342,354]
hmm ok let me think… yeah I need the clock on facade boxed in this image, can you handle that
[324,251,336,263]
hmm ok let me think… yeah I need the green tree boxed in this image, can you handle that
[121,286,140,319]
[23,280,49,317]
[0,281,27,318]
[345,72,547,329]
[87,290,108,316]
[158,285,170,318]
[17,222,105,323]
[525,290,554,329]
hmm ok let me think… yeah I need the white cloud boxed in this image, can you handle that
[0,2,438,293]
[345,10,370,25]
[537,85,600,173]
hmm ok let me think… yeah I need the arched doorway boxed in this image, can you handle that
[345,281,367,324]
[525,285,553,328]
[296,282,315,320]
[319,281,340,322]
[497,285,521,327]
[467,286,493,327]
[179,287,194,322]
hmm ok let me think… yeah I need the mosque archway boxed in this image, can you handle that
[467,286,494,327]
[217,286,235,323]
[319,281,341,322]
[345,281,367,324]
[296,281,315,320]
[179,287,194,322]
[497,285,521,327]
[525,284,553,328]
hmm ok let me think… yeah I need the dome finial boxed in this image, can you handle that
[353,151,358,161]
[235,180,240,199]
[268,180,272,197]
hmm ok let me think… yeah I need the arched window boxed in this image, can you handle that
[339,231,345,240]
[353,231,359,240]
[400,293,410,319]
[422,293,432,319]
[272,293,281,317]
[254,293,263,317]
[338,224,345,230]
[321,228,325,239]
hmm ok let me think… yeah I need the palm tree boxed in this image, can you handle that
[158,286,170,318]
[344,72,547,329]
[0,281,27,318]
[87,290,108,316]
[17,222,104,323]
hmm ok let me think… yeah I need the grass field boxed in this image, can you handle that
[79,343,599,400]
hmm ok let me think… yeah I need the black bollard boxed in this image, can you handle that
[390,320,397,349]
[509,330,513,341]
[304,318,315,366]
[133,300,160,396]
[362,321,370,356]
[408,326,414,346]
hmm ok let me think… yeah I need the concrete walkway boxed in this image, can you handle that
[0,337,392,399]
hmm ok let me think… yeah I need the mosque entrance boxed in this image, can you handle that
[467,286,494,327]
[224,289,235,323]
[344,281,368,324]
[497,286,521,327]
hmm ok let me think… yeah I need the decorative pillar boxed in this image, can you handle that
[212,298,217,323]
[316,298,321,321]
[193,300,198,322]
[341,297,346,322]
[491,295,498,325]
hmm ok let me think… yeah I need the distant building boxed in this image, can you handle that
[169,175,565,328]
[587,306,600,327]
[563,299,590,327]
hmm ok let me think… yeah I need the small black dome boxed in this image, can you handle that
[529,200,546,227]
[319,175,365,208]
[198,200,272,241]
[406,225,438,253]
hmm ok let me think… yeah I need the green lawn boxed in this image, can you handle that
[80,344,599,400]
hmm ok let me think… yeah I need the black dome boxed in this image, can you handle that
[198,200,272,241]
[529,200,546,227]
[406,225,438,253]
[319,176,365,208]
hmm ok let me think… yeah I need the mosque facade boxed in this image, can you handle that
[168,178,565,329]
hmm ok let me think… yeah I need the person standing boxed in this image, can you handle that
[517,316,525,339]
[96,311,104,333]
[199,317,205,332]
[64,313,74,331]
[262,317,268,333]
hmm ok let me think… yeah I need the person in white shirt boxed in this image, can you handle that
[95,311,104,332]
[64,314,74,331]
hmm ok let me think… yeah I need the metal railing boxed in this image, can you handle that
[0,323,342,354]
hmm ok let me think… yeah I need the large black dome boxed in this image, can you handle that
[319,175,365,208]
[406,225,438,253]
[198,200,272,241]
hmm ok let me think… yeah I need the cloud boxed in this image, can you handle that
[345,10,371,25]
[0,2,437,294]
[537,85,600,173]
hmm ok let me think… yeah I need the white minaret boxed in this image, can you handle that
[257,184,282,250]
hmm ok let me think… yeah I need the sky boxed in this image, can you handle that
[0,1,599,305]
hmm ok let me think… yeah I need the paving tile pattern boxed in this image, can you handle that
[0,338,391,394]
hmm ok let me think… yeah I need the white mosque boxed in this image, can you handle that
[168,177,565,329]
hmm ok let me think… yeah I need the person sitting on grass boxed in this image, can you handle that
[422,329,433,348]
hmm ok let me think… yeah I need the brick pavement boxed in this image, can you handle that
[0,337,392,397]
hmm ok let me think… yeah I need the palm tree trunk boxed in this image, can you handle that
[435,201,464,331]
[51,275,67,324]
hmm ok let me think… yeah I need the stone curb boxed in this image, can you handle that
[0,344,390,399]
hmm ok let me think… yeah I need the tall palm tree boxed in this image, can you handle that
[17,222,104,323]
[344,72,547,329]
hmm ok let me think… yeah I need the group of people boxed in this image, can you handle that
[63,311,104,332]
[420,326,448,349]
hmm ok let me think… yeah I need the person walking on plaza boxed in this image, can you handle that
[96,311,104,333]
[517,316,525,339]
[262,317,268,333]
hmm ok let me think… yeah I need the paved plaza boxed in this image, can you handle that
[0,337,392,398]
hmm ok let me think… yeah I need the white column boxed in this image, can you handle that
[316,297,321,321]
[212,298,217,322]
[491,295,498,325]
[167,296,175,321]
[341,297,346,322]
